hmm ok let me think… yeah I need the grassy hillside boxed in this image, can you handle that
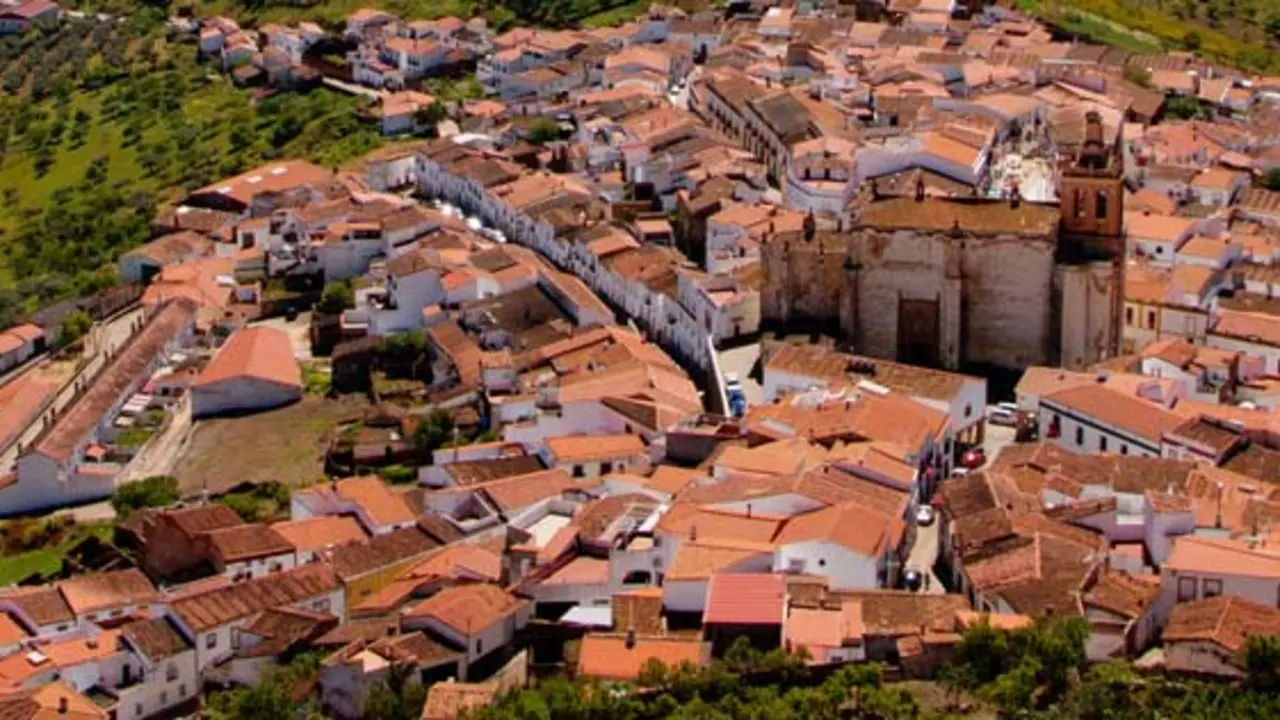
[1020,0,1280,71]
[0,13,383,326]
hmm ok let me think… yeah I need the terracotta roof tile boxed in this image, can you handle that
[404,584,527,636]
[57,569,157,616]
[195,327,301,390]
[703,573,786,625]
[169,563,340,632]
[271,516,368,554]
[577,633,709,681]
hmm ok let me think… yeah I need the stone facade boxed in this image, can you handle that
[762,112,1125,372]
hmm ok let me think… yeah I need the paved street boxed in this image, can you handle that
[983,422,1019,466]
[716,342,765,406]
[907,519,944,594]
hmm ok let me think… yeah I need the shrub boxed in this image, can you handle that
[110,475,179,515]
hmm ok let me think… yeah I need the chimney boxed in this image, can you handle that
[746,503,753,518]
[58,697,68,715]
[626,627,637,649]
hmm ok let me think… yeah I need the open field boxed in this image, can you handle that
[0,521,112,585]
[172,396,368,495]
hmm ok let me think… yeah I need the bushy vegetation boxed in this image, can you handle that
[0,11,382,325]
[1020,0,1280,71]
[410,407,455,452]
[216,481,292,522]
[110,474,179,515]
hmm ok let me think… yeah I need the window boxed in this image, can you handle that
[179,685,187,698]
[1125,307,1134,326]
[1146,310,1157,329]
[475,639,483,654]
[205,633,217,650]
[1074,189,1086,219]
[964,403,972,419]
[600,462,613,475]
[314,599,331,613]
[136,704,143,718]
[1177,576,1198,602]
[572,465,584,478]
[161,691,168,706]
[166,664,178,682]
[1075,426,1084,446]
[1203,579,1223,598]
[1099,436,1108,453]
[1095,190,1109,220]
[818,559,826,568]
[1120,444,1128,455]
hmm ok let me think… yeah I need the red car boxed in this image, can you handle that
[961,448,986,469]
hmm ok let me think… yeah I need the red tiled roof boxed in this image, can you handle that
[577,633,709,681]
[31,300,195,464]
[404,583,526,636]
[703,573,786,625]
[195,326,301,390]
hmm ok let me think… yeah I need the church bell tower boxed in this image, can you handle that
[1054,110,1126,368]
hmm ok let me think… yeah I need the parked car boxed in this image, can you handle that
[987,402,1018,427]
[915,505,936,526]
[962,447,986,469]
[725,372,747,418]
[903,569,924,592]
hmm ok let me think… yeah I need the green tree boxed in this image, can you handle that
[949,617,1010,687]
[1245,635,1280,692]
[110,475,179,515]
[316,280,353,315]
[1123,65,1153,89]
[1263,168,1280,192]
[414,101,447,135]
[364,663,427,720]
[412,408,455,453]
[1165,95,1203,120]
[218,493,261,523]
[56,308,92,348]
[1182,30,1203,50]
[525,117,562,145]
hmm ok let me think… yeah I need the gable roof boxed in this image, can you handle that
[404,583,527,636]
[703,573,786,625]
[169,562,340,632]
[57,569,157,616]
[194,326,301,390]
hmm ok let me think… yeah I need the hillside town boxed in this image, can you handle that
[2,0,1280,716]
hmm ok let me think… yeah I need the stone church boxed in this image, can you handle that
[762,113,1125,372]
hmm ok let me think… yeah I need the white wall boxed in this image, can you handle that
[192,378,301,419]
[773,542,879,590]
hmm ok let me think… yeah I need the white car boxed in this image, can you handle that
[986,402,1018,426]
[915,505,936,526]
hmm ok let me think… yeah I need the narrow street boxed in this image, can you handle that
[119,398,193,486]
[716,342,765,406]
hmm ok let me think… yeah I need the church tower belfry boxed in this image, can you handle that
[1054,110,1126,369]
[1058,111,1125,260]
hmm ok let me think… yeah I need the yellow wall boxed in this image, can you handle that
[342,552,433,606]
